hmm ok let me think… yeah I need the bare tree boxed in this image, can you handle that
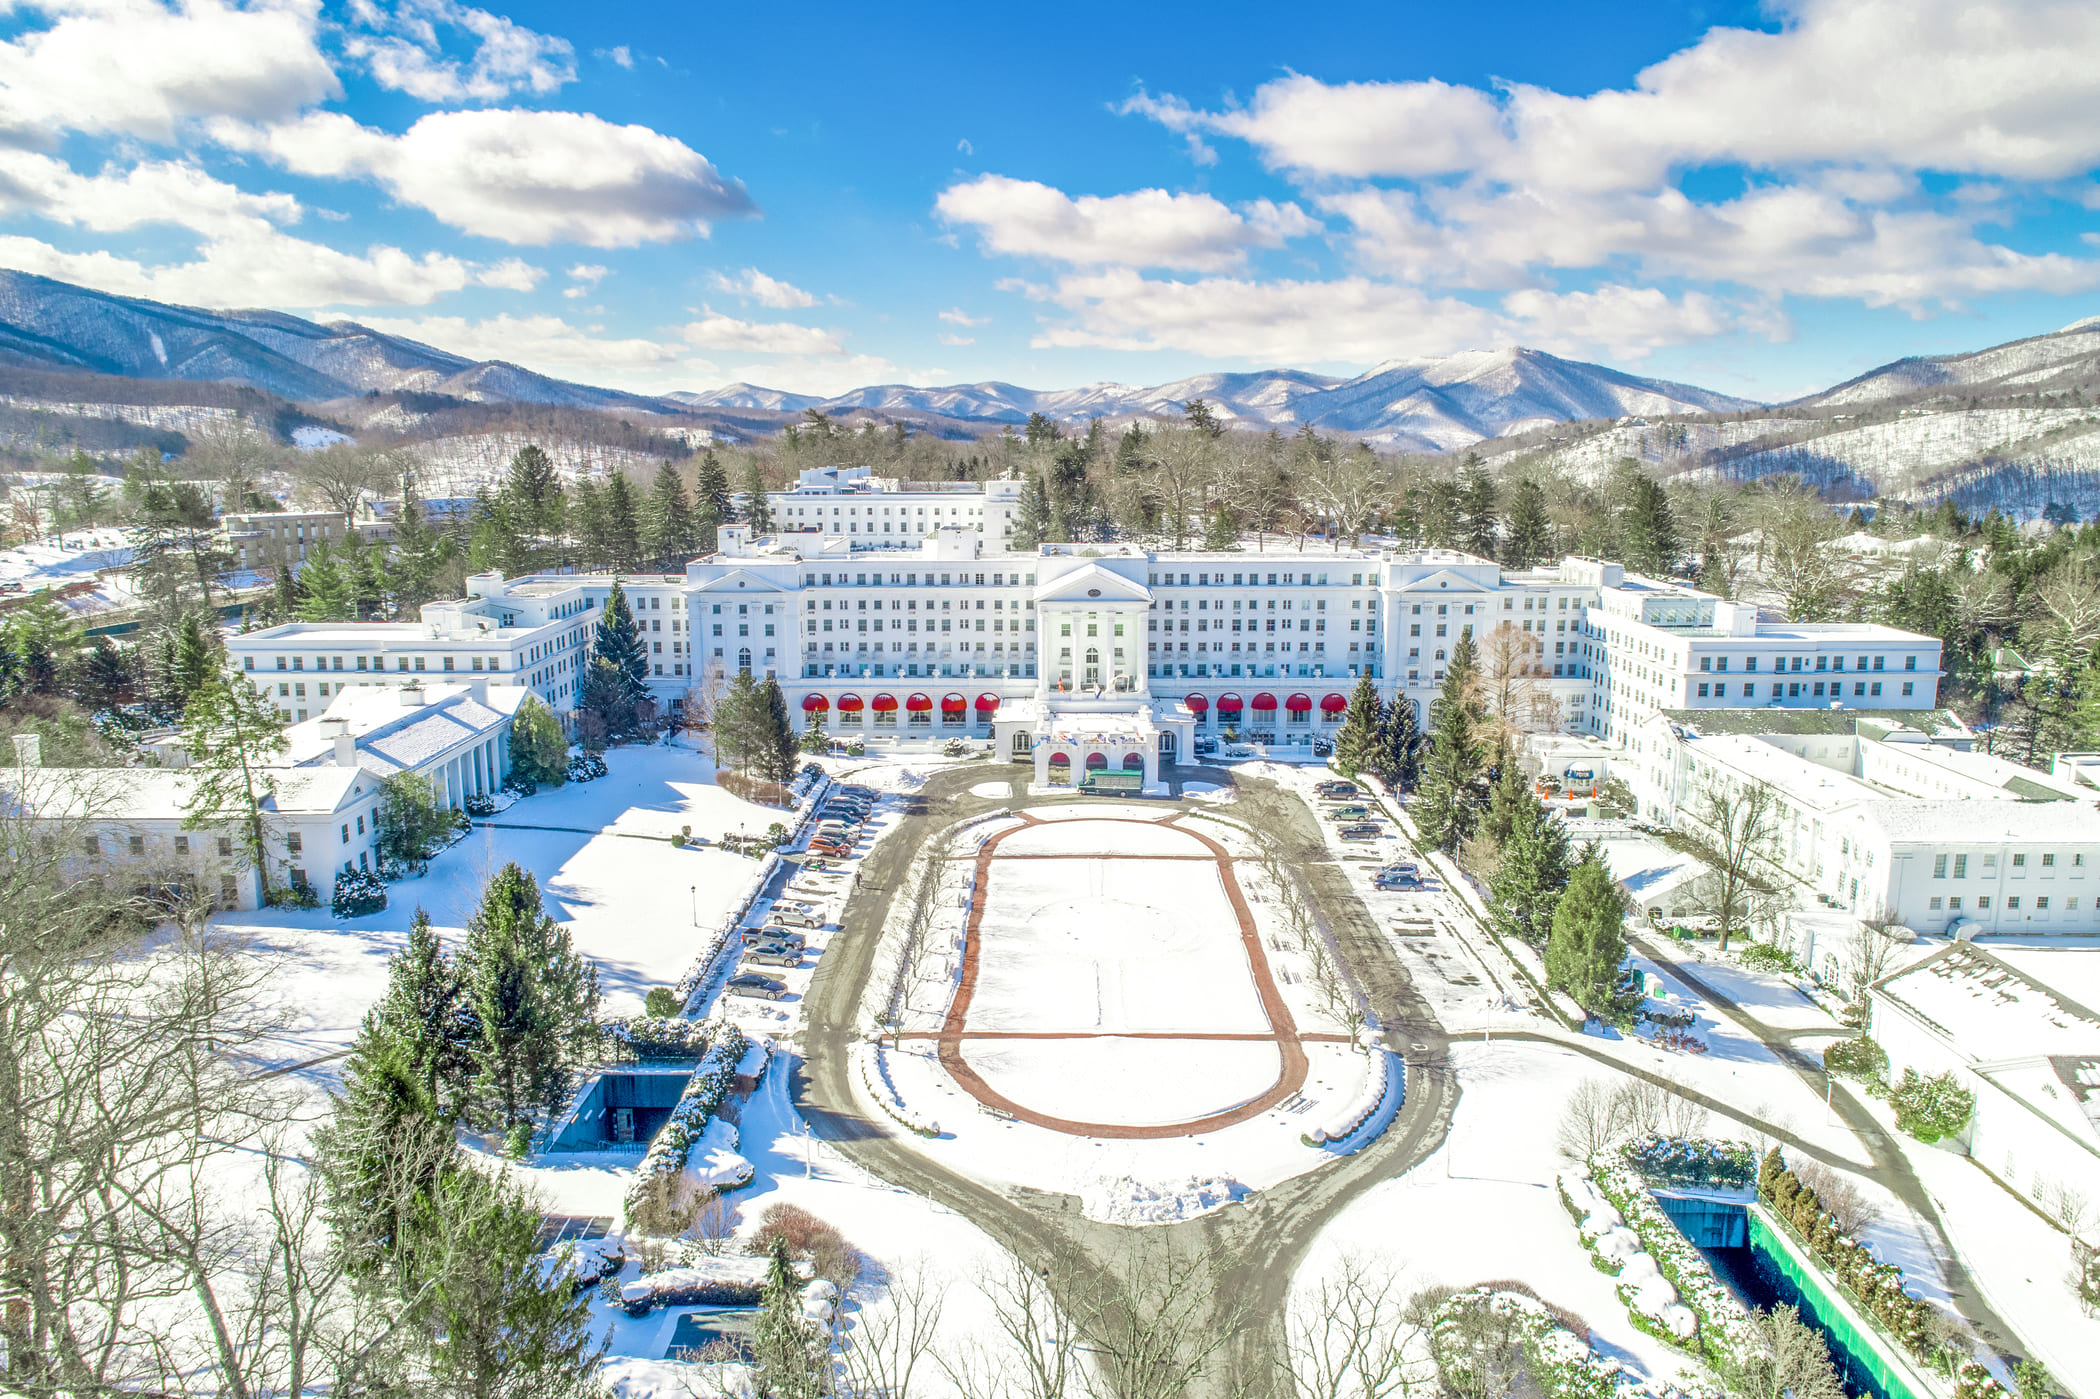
[1280,1253,1432,1399]
[839,1257,949,1399]
[1302,450,1391,552]
[1555,1077,1628,1162]
[2033,1178,2092,1242]
[1069,1243,1251,1399]
[1734,1305,1848,1399]
[295,443,408,519]
[1840,920,1908,1010]
[1476,622,1559,746]
[1792,1160,1884,1239]
[941,1254,1086,1399]
[1680,778,1785,951]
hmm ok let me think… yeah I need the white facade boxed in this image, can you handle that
[219,510,346,570]
[765,466,1025,548]
[1633,711,2100,935]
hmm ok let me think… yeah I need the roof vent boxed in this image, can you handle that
[400,685,425,707]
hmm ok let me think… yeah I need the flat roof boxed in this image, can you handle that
[1662,707,1964,737]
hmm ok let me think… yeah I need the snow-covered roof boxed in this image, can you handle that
[2,761,364,823]
[1842,799,2100,845]
[284,681,525,778]
[1872,943,2100,1062]
[1664,707,1966,739]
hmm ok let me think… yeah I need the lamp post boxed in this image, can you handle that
[689,885,697,927]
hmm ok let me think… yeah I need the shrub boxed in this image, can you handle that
[844,737,865,757]
[716,771,792,805]
[744,1202,864,1290]
[463,791,496,817]
[644,987,681,1018]
[567,751,608,783]
[509,694,569,788]
[1620,1134,1755,1189]
[670,833,686,848]
[1737,941,1803,975]
[942,736,970,757]
[601,1013,711,1059]
[1761,1151,1938,1359]
[1889,1067,1974,1143]
[1822,1035,1889,1084]
[266,882,320,910]
[624,1023,750,1223]
[331,867,389,919]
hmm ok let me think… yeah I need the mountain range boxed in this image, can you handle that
[0,269,1750,450]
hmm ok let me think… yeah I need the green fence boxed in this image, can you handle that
[1748,1205,1934,1399]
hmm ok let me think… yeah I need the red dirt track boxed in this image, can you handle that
[933,810,1324,1140]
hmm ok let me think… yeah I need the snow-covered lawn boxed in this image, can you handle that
[965,1038,1284,1126]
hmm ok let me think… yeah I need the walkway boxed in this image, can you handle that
[931,810,1319,1139]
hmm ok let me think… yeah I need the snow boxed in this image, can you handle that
[993,817,1208,858]
[963,1038,1283,1125]
[1080,1175,1250,1225]
[968,781,1013,798]
[967,859,1268,1034]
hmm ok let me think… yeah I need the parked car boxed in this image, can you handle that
[1376,861,1420,879]
[770,903,825,928]
[1337,823,1383,841]
[1325,804,1372,821]
[1315,780,1359,799]
[744,945,803,968]
[838,785,877,801]
[806,841,854,860]
[742,926,807,949]
[816,808,867,825]
[726,973,787,1001]
[1192,736,1218,756]
[1373,869,1421,889]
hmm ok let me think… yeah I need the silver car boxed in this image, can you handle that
[726,972,787,1000]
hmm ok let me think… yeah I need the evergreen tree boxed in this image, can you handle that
[1623,475,1679,577]
[1201,504,1237,550]
[693,452,732,551]
[504,443,562,539]
[752,1238,825,1399]
[1545,858,1628,1018]
[1419,478,1461,548]
[171,610,221,704]
[1459,455,1499,557]
[77,636,136,710]
[1414,631,1483,852]
[741,459,774,532]
[180,673,288,897]
[601,472,643,572]
[296,541,357,622]
[1329,670,1382,780]
[712,668,763,773]
[1490,786,1575,946]
[755,675,800,783]
[458,863,601,1131]
[390,477,447,616]
[508,694,569,788]
[1502,477,1551,568]
[312,1029,457,1274]
[568,477,608,571]
[644,460,698,567]
[579,580,650,739]
[1374,693,1423,791]
[369,908,477,1113]
[1011,474,1052,549]
[1479,760,1530,848]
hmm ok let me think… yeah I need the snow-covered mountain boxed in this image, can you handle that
[0,270,670,414]
[690,351,1751,450]
[1798,318,2100,408]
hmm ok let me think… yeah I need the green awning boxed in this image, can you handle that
[1079,770,1143,792]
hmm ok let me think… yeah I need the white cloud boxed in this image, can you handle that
[1135,0,2100,187]
[0,0,339,144]
[937,332,974,346]
[939,307,988,326]
[350,312,684,373]
[566,263,608,283]
[682,314,843,355]
[346,0,573,103]
[218,107,757,246]
[0,229,507,309]
[934,174,1318,272]
[706,267,819,309]
[597,45,634,69]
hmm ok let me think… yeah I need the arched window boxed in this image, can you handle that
[737,648,752,674]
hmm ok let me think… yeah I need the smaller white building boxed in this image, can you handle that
[218,510,347,571]
[1870,941,2100,1226]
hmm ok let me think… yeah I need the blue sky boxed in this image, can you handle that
[3,0,2099,404]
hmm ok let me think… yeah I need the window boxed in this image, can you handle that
[1929,896,1942,910]
[218,837,233,857]
[1933,854,1947,878]
[2043,852,2056,867]
[128,835,144,856]
[287,832,303,855]
[1977,897,1991,910]
[1954,854,1967,878]
[2008,896,2021,910]
[2037,896,2051,910]
[2013,853,2026,867]
[1901,681,1914,696]
[174,835,189,855]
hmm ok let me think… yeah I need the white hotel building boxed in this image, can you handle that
[224,472,1942,789]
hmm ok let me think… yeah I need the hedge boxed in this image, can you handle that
[330,867,388,919]
[1620,1134,1755,1189]
[623,1022,750,1224]
[1591,1161,1759,1371]
[599,1015,715,1060]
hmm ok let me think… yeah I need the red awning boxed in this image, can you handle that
[870,693,898,712]
[836,693,864,712]
[940,693,967,712]
[1251,692,1279,710]
[1285,692,1313,711]
[975,692,1001,712]
[1216,692,1244,712]
[1320,692,1349,713]
[801,693,829,712]
[1183,693,1210,713]
[905,692,933,712]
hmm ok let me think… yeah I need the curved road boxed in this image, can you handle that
[793,765,1456,1399]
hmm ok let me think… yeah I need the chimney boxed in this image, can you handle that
[334,733,358,768]
[400,685,424,707]
[12,733,40,769]
[467,678,489,707]
[318,716,348,738]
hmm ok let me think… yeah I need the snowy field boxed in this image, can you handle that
[870,796,1399,1222]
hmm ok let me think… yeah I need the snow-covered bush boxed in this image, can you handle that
[1889,1067,1973,1143]
[599,1014,712,1059]
[1558,1173,1697,1342]
[1303,1049,1395,1146]
[541,1236,625,1294]
[1760,1148,1936,1359]
[1620,1135,1755,1189]
[1427,1286,1642,1399]
[941,736,970,757]
[856,1044,938,1137]
[1736,941,1802,975]
[463,791,496,817]
[1591,1163,1757,1368]
[330,867,388,919]
[624,1023,751,1224]
[566,751,609,783]
[1821,1035,1888,1085]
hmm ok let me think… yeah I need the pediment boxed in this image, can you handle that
[692,569,789,595]
[1034,563,1152,604]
